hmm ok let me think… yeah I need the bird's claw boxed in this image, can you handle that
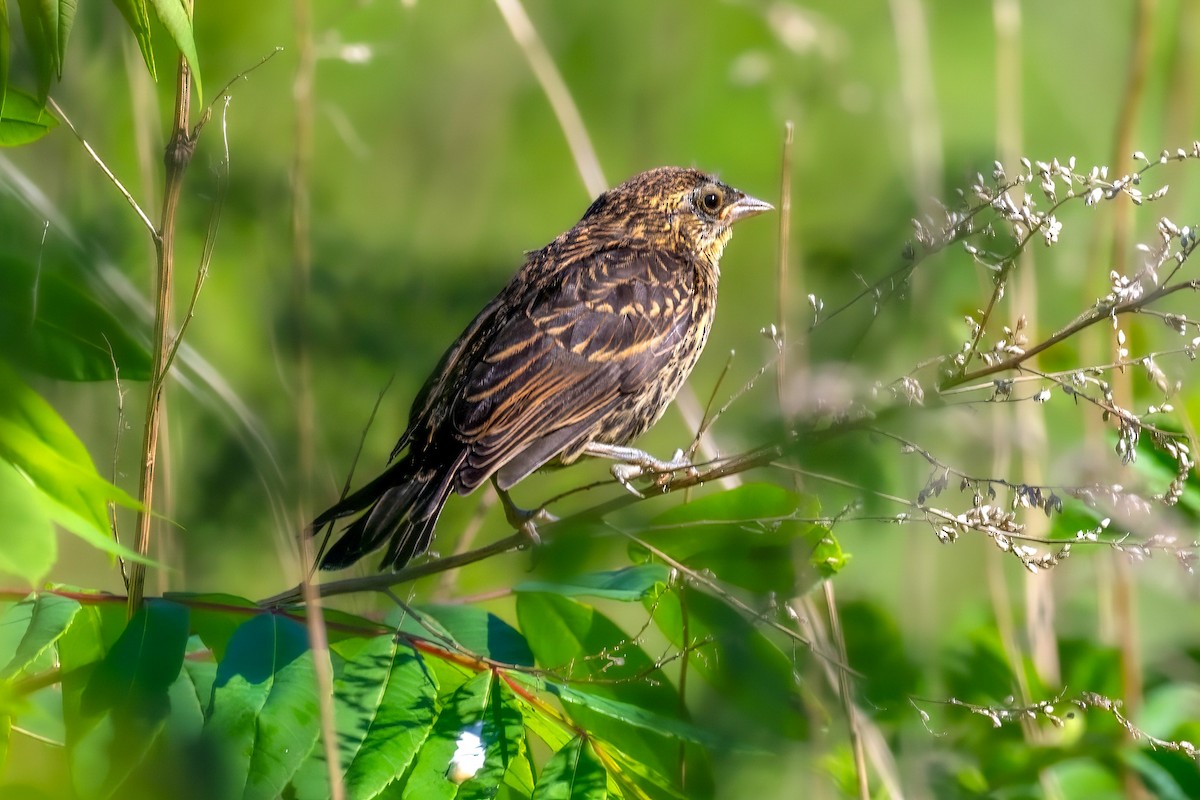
[501,498,555,548]
[611,448,697,495]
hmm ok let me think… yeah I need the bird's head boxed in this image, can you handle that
[580,166,773,263]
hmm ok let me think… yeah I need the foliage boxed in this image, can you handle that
[1,2,1199,799]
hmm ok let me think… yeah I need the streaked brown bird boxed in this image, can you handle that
[313,167,772,571]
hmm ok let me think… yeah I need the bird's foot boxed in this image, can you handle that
[586,443,698,496]
[495,484,556,549]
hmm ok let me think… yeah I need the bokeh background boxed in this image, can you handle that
[3,0,1200,796]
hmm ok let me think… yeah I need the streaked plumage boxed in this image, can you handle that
[313,167,771,570]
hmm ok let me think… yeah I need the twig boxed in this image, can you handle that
[942,278,1200,389]
[45,98,158,238]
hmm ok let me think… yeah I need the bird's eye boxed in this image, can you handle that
[698,185,724,213]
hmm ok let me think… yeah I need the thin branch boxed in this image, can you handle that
[46,97,158,237]
[942,278,1200,389]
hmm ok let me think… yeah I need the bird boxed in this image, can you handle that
[312,166,772,571]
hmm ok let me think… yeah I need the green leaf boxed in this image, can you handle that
[204,613,321,800]
[54,0,74,76]
[0,87,56,146]
[0,253,152,380]
[531,736,607,800]
[515,564,671,601]
[164,592,259,661]
[13,0,53,102]
[109,0,155,82]
[79,599,189,720]
[0,593,79,680]
[291,634,439,800]
[401,671,525,800]
[641,484,821,597]
[147,0,202,103]
[649,586,806,741]
[0,459,55,582]
[402,604,534,667]
[0,361,144,558]
[515,592,700,790]
[70,600,190,799]
[510,672,722,748]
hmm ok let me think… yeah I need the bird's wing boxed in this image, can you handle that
[390,291,513,460]
[447,243,697,491]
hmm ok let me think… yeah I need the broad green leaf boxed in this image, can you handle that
[0,459,55,582]
[403,604,534,667]
[0,593,79,679]
[71,600,190,799]
[109,0,155,82]
[291,634,439,800]
[13,0,53,101]
[462,676,527,799]
[515,592,698,788]
[515,564,671,602]
[651,586,805,741]
[79,600,189,719]
[509,672,721,749]
[148,0,202,102]
[0,361,143,553]
[640,484,821,597]
[401,671,525,800]
[284,605,390,656]
[599,741,687,800]
[531,736,606,800]
[0,253,152,380]
[164,592,259,661]
[205,613,320,800]
[0,87,56,146]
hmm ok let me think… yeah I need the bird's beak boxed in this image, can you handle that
[726,193,774,224]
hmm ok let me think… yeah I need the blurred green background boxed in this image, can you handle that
[2,0,1200,795]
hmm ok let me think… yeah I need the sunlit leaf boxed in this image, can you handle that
[510,672,722,748]
[402,603,534,667]
[291,634,438,800]
[0,361,144,558]
[0,87,57,146]
[515,563,671,601]
[205,613,320,800]
[531,736,606,800]
[0,459,55,582]
[401,671,525,800]
[148,0,202,102]
[0,253,152,380]
[650,586,806,741]
[108,0,155,82]
[0,593,79,680]
[515,591,702,789]
[54,0,74,75]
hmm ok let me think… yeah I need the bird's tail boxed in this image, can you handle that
[312,455,457,571]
